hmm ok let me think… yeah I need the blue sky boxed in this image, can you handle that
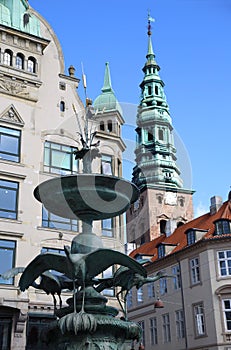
[29,0,231,216]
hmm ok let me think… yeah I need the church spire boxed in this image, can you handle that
[132,15,183,190]
[102,62,114,93]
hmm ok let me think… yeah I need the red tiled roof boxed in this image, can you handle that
[130,200,231,262]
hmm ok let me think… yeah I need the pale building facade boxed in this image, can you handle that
[129,194,231,350]
[0,1,125,349]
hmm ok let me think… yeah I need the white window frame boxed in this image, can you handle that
[193,303,206,337]
[190,257,200,285]
[162,313,171,343]
[172,265,181,290]
[150,317,158,345]
[222,299,231,332]
[175,310,185,339]
[218,250,231,277]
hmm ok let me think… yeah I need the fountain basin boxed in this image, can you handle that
[34,174,139,220]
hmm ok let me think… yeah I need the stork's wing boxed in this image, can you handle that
[19,253,69,291]
[85,249,147,279]
[0,267,25,279]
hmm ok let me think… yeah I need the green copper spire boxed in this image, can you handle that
[94,62,122,115]
[132,17,183,190]
[0,0,41,37]
[102,62,113,93]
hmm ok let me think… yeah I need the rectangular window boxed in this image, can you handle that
[158,244,165,258]
[0,240,16,285]
[162,313,171,343]
[175,310,185,339]
[190,257,200,285]
[127,290,132,309]
[223,299,231,331]
[0,317,12,349]
[147,281,155,298]
[150,317,158,345]
[101,218,114,237]
[218,250,231,277]
[172,265,181,290]
[159,277,167,295]
[102,266,114,296]
[42,207,78,232]
[0,179,18,219]
[194,303,205,336]
[138,320,145,346]
[101,154,113,175]
[0,126,21,162]
[187,230,196,245]
[137,287,143,303]
[44,141,78,175]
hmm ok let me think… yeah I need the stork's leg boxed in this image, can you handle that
[116,290,127,320]
[52,295,57,310]
[58,293,62,309]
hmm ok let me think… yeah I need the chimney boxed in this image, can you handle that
[210,196,223,215]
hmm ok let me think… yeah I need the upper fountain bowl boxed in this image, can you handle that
[34,174,139,221]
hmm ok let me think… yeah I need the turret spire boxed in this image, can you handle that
[102,62,113,93]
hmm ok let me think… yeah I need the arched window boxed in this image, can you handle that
[60,101,65,112]
[16,53,24,69]
[27,56,36,73]
[155,86,159,95]
[177,221,184,228]
[3,49,13,66]
[148,86,152,95]
[107,120,113,132]
[100,121,105,131]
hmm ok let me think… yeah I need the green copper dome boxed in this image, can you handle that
[94,62,122,115]
[0,0,41,37]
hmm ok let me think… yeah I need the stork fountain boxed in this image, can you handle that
[16,102,164,350]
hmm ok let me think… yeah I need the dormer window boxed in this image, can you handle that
[186,228,207,245]
[158,244,165,258]
[187,230,196,245]
[214,220,231,235]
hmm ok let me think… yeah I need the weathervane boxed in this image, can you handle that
[147,11,155,36]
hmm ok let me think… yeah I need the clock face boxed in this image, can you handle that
[164,192,177,205]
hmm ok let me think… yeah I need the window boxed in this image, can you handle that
[147,281,155,298]
[101,154,113,175]
[0,126,21,162]
[176,310,185,339]
[155,86,159,95]
[41,247,65,255]
[0,240,16,285]
[150,317,158,345]
[172,265,181,290]
[3,50,12,66]
[193,303,205,336]
[107,120,113,132]
[127,290,132,309]
[160,220,167,234]
[162,313,171,343]
[27,57,36,73]
[190,257,200,285]
[138,320,145,346]
[158,244,165,258]
[158,129,164,141]
[102,266,114,296]
[100,121,105,131]
[215,220,231,235]
[44,141,78,175]
[42,207,78,232]
[59,82,66,90]
[0,179,18,219]
[148,131,153,141]
[159,277,167,295]
[60,101,65,112]
[218,250,231,277]
[16,53,24,69]
[0,317,12,349]
[148,86,152,95]
[187,230,196,245]
[137,287,143,303]
[101,218,113,237]
[223,299,231,331]
[26,315,56,350]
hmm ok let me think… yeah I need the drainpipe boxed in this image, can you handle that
[178,259,188,349]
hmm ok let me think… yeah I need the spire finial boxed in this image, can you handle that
[147,11,155,36]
